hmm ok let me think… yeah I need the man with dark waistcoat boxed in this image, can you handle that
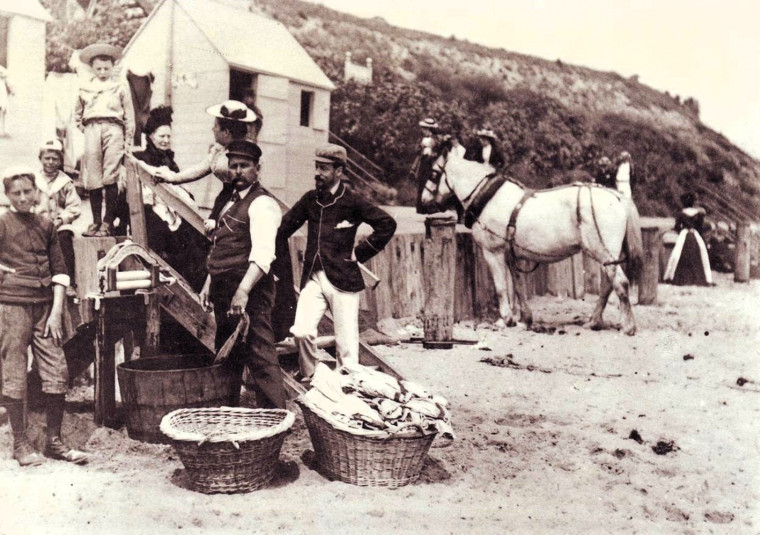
[277,144,397,380]
[201,139,286,408]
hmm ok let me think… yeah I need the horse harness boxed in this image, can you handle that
[462,177,629,272]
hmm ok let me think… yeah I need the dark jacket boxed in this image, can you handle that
[133,139,180,172]
[277,181,397,293]
[465,142,505,169]
[0,212,67,304]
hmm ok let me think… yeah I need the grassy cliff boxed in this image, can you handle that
[253,0,760,220]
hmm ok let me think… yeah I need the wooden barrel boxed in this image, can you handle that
[117,355,241,443]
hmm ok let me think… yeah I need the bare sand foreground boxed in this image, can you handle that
[1,272,758,535]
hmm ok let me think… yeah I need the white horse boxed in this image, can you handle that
[420,142,644,335]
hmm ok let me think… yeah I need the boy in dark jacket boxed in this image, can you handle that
[0,167,88,466]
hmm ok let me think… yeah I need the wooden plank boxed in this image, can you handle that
[124,158,148,247]
[571,252,585,299]
[154,262,216,352]
[73,236,124,296]
[369,247,393,320]
[548,259,573,298]
[454,233,475,322]
[128,155,209,238]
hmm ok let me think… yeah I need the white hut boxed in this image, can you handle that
[0,0,51,172]
[120,0,335,208]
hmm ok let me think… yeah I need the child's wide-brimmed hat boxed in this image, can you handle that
[206,100,257,123]
[79,43,121,65]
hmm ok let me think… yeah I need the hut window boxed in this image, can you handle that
[0,17,8,68]
[229,69,257,105]
[300,90,313,127]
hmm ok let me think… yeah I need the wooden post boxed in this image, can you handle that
[422,215,456,348]
[735,222,751,283]
[750,226,760,279]
[94,299,116,427]
[124,158,147,245]
[638,227,661,305]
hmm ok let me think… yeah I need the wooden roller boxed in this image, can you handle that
[116,270,151,281]
[114,279,152,291]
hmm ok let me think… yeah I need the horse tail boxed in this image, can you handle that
[624,199,644,284]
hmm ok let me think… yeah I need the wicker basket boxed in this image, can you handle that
[160,407,295,494]
[297,400,436,488]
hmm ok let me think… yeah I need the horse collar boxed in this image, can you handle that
[463,173,505,229]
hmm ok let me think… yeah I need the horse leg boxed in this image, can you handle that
[482,249,516,328]
[508,260,532,327]
[584,264,613,330]
[610,265,636,336]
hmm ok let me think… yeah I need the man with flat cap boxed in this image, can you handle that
[277,144,397,381]
[201,139,286,408]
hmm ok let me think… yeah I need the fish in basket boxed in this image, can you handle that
[160,407,295,494]
[297,363,454,488]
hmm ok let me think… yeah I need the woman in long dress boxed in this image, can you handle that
[663,192,713,286]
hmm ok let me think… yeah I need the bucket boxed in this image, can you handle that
[117,355,241,443]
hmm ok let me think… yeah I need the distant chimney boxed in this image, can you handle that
[344,51,373,85]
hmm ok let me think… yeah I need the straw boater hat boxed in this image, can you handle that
[476,128,497,140]
[315,143,347,166]
[418,118,440,130]
[205,100,257,123]
[79,43,121,65]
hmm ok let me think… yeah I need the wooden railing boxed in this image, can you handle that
[328,131,395,201]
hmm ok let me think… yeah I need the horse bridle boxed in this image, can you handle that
[428,152,491,210]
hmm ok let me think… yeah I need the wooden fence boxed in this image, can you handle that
[286,219,680,323]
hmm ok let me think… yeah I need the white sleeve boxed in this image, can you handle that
[247,195,282,274]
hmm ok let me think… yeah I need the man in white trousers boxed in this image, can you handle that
[276,144,396,380]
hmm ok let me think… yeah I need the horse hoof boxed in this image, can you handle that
[505,317,517,328]
[584,320,603,331]
[495,319,506,329]
[623,326,636,336]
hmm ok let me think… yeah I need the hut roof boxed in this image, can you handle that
[0,0,52,21]
[165,0,334,90]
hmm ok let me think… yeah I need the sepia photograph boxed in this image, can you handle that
[0,0,758,533]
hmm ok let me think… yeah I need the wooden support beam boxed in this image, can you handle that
[128,156,210,239]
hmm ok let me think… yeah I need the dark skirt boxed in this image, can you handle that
[665,229,712,286]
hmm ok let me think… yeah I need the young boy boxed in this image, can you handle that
[34,139,82,293]
[75,43,134,237]
[0,167,88,466]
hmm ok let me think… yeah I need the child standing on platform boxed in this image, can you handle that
[75,43,134,237]
[34,139,81,294]
[0,167,88,466]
